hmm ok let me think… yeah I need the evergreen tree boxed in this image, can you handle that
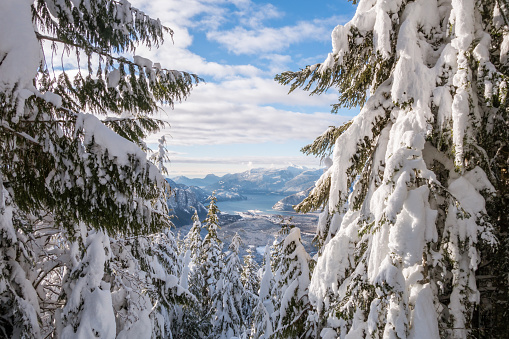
[0,188,41,338]
[277,0,508,337]
[271,227,311,338]
[269,217,293,274]
[177,211,208,338]
[0,1,199,337]
[184,209,204,268]
[201,194,224,303]
[183,194,223,337]
[212,233,245,339]
[251,245,275,339]
[58,230,115,338]
[115,230,187,339]
[242,246,260,295]
[241,245,260,331]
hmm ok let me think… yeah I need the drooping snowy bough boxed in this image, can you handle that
[277,0,508,338]
[0,0,199,337]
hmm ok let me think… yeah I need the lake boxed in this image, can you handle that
[216,193,291,215]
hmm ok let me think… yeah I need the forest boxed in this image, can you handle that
[0,0,508,338]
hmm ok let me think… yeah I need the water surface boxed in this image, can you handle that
[216,193,290,215]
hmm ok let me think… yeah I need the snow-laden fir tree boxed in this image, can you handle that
[201,194,224,300]
[179,208,203,301]
[269,218,293,274]
[212,232,245,339]
[251,244,275,339]
[242,246,261,295]
[184,194,223,336]
[271,226,311,339]
[184,209,204,268]
[173,209,208,338]
[277,0,508,337]
[0,0,199,337]
[241,245,260,330]
[58,230,115,338]
[110,230,190,339]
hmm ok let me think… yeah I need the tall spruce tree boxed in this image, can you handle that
[212,232,245,339]
[201,194,224,299]
[241,245,260,331]
[175,209,208,338]
[271,227,311,339]
[277,0,508,337]
[184,209,204,268]
[251,244,275,339]
[0,0,199,337]
[189,194,223,336]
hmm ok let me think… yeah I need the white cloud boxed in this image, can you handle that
[260,54,294,74]
[115,1,355,174]
[133,0,227,29]
[183,76,337,106]
[164,155,325,177]
[135,42,262,79]
[168,155,321,166]
[234,3,283,28]
[206,17,343,55]
[149,99,349,146]
[129,0,343,75]
[144,74,353,147]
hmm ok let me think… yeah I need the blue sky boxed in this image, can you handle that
[131,0,359,177]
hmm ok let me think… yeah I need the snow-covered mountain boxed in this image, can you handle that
[166,179,247,226]
[172,174,221,187]
[215,190,247,202]
[173,166,322,194]
[166,179,208,227]
[281,170,322,193]
[167,167,321,225]
[272,187,313,212]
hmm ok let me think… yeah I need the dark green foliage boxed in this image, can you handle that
[0,1,200,337]
[301,121,353,158]
[270,222,312,339]
[1,1,200,237]
[275,28,394,111]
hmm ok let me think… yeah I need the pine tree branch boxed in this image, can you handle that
[35,32,194,75]
[0,122,40,145]
[34,262,63,290]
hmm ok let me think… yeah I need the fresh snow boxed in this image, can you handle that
[0,0,41,93]
[303,0,502,337]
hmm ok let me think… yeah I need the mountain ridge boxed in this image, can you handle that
[172,166,322,194]
[168,166,323,226]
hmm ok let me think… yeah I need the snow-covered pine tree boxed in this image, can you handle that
[277,0,508,337]
[185,194,223,336]
[242,246,260,294]
[269,217,293,274]
[184,209,204,268]
[2,0,199,237]
[58,230,116,338]
[173,209,208,338]
[212,232,245,339]
[0,188,41,338]
[112,230,189,339]
[0,0,199,337]
[201,194,224,301]
[271,227,311,339]
[241,245,260,331]
[251,245,275,339]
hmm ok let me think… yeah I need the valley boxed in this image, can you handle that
[169,166,323,261]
